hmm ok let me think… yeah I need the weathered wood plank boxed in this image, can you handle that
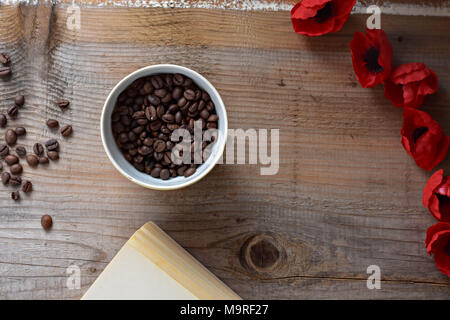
[0,3,449,299]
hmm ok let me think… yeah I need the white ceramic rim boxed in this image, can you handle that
[100,64,228,190]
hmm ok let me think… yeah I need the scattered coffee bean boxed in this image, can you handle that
[14,95,24,106]
[0,144,9,157]
[9,176,21,186]
[15,146,26,158]
[0,53,10,65]
[0,66,11,77]
[33,143,44,156]
[45,139,59,151]
[22,180,32,193]
[46,119,59,128]
[7,105,18,117]
[11,191,19,201]
[26,154,39,167]
[61,125,72,137]
[38,156,49,164]
[5,129,17,145]
[5,154,19,166]
[111,74,218,180]
[47,151,59,161]
[57,99,70,109]
[1,172,10,185]
[0,162,2,171]
[10,163,22,175]
[15,127,26,136]
[0,114,6,127]
[41,214,53,230]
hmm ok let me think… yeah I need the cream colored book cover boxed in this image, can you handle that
[82,222,240,300]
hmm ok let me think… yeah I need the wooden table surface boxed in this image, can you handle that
[0,0,449,299]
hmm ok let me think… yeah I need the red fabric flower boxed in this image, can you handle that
[291,0,356,37]
[401,108,449,170]
[423,169,450,222]
[384,63,438,109]
[425,222,450,277]
[350,28,393,88]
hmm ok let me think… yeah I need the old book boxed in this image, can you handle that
[82,222,240,300]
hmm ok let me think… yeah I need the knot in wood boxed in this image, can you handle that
[240,233,283,273]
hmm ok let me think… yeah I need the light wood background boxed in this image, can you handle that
[0,0,449,299]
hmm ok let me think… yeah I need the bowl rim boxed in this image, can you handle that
[100,64,228,190]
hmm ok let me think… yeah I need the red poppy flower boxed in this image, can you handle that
[425,222,450,277]
[290,0,356,37]
[384,63,438,109]
[423,169,450,222]
[350,28,393,88]
[401,108,449,170]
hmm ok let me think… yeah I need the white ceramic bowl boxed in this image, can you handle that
[101,64,227,190]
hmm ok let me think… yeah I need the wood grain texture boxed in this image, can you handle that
[0,2,449,299]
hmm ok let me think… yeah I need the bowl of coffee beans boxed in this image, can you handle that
[101,64,227,190]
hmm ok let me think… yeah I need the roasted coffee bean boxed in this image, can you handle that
[160,168,170,180]
[150,167,161,178]
[147,94,160,106]
[45,139,59,151]
[202,91,211,101]
[15,127,26,136]
[11,191,20,201]
[173,74,184,86]
[39,156,49,164]
[26,154,39,167]
[151,75,164,89]
[41,214,53,230]
[61,125,72,137]
[153,139,166,153]
[0,114,6,127]
[22,180,32,193]
[16,146,26,158]
[46,119,59,128]
[200,109,209,120]
[184,89,196,101]
[1,172,10,185]
[145,106,157,121]
[5,154,19,166]
[10,163,22,175]
[172,87,183,100]
[33,143,44,156]
[182,78,193,88]
[208,114,219,122]
[57,99,70,109]
[138,146,152,156]
[154,88,167,98]
[14,95,25,106]
[0,53,10,65]
[7,105,18,117]
[184,167,196,177]
[161,113,174,123]
[112,73,218,180]
[47,151,59,161]
[0,162,2,171]
[9,176,21,186]
[0,66,11,77]
[168,104,179,114]
[0,144,9,157]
